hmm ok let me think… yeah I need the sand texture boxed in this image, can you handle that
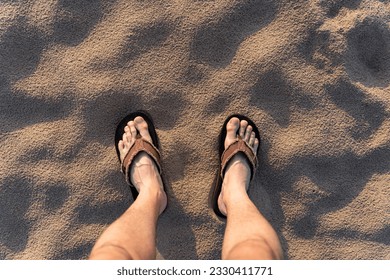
[0,0,389,260]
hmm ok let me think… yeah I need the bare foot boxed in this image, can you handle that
[217,117,259,216]
[118,116,167,214]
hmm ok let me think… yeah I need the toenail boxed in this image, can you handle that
[134,116,144,123]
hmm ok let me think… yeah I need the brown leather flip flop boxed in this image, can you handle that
[210,114,260,219]
[115,110,163,200]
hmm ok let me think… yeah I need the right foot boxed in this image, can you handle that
[118,116,167,214]
[217,117,259,216]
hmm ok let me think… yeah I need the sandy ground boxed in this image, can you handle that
[0,0,389,259]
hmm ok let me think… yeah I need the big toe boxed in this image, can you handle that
[225,117,240,148]
[134,116,153,143]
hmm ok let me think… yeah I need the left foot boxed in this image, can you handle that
[118,116,167,214]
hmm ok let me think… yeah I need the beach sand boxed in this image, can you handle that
[0,0,389,259]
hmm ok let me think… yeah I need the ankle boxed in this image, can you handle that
[221,184,248,206]
[136,185,167,214]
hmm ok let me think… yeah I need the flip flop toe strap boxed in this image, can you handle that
[220,136,257,180]
[121,135,162,185]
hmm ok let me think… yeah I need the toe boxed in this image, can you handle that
[124,124,132,142]
[254,138,259,153]
[249,132,256,146]
[122,133,130,149]
[128,121,137,142]
[121,132,128,149]
[118,139,125,151]
[239,120,248,138]
[118,139,127,162]
[134,116,153,143]
[126,131,132,143]
[225,117,240,148]
[244,125,252,142]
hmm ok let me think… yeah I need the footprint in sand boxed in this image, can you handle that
[326,79,387,140]
[0,176,32,253]
[345,18,390,87]
[0,90,74,134]
[119,21,173,65]
[190,0,277,67]
[319,0,362,18]
[53,0,110,46]
[44,182,69,211]
[0,20,45,81]
[302,2,389,87]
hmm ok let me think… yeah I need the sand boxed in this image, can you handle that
[0,0,389,260]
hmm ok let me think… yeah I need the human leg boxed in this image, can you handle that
[89,116,167,260]
[217,117,283,260]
